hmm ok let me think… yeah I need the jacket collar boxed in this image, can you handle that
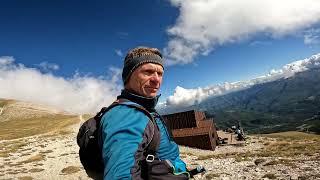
[117,89,160,112]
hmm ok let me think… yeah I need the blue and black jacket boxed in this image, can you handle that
[99,90,188,180]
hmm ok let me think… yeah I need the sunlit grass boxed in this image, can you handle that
[0,115,79,140]
[18,176,33,180]
[29,168,44,173]
[205,173,220,179]
[262,173,277,179]
[262,131,320,141]
[82,114,93,120]
[258,131,320,157]
[0,140,29,158]
[191,132,320,162]
[0,99,15,107]
[16,154,45,165]
[263,159,297,167]
[60,166,81,174]
[4,154,46,168]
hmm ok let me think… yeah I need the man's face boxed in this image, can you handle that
[125,63,163,98]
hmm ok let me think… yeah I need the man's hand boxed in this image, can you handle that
[188,165,206,178]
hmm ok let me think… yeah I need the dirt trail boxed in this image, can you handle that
[0,107,3,115]
[71,115,84,132]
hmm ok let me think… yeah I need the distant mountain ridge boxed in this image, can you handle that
[195,67,320,134]
[160,53,320,114]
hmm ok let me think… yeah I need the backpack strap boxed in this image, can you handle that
[94,101,121,122]
[115,98,160,155]
[98,98,160,155]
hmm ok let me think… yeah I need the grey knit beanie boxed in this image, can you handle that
[122,47,164,84]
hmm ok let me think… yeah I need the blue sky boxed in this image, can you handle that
[0,0,176,76]
[1,0,320,113]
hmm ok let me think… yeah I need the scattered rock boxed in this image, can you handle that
[254,158,266,165]
[290,174,299,180]
[281,169,288,174]
[262,173,277,179]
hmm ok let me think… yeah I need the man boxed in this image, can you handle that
[99,47,189,179]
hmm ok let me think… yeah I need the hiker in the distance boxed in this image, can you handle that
[99,47,190,179]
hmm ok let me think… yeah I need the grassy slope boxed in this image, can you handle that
[0,114,79,140]
[257,131,320,158]
[192,131,320,162]
[0,99,79,140]
[201,69,320,134]
[0,99,15,107]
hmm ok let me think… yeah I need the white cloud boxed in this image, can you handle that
[249,41,272,47]
[0,56,14,66]
[163,82,253,110]
[165,0,320,65]
[304,28,320,45]
[160,53,320,111]
[108,66,122,84]
[37,61,60,71]
[115,49,123,57]
[0,56,122,114]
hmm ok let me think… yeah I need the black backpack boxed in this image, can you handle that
[76,99,158,178]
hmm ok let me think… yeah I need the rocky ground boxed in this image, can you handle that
[1,118,319,180]
[180,135,320,180]
[0,115,90,180]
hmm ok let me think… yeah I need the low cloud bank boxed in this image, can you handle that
[161,53,320,111]
[0,56,122,114]
[165,0,320,65]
